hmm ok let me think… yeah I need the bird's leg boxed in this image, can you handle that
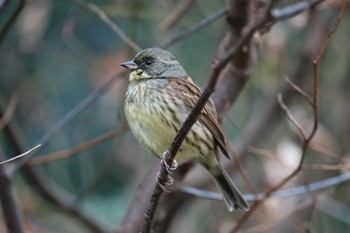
[160,151,178,174]
[156,151,178,192]
[156,172,171,192]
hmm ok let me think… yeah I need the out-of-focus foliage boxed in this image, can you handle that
[0,0,349,232]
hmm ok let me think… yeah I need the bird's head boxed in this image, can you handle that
[121,48,187,82]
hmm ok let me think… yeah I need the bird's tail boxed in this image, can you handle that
[210,163,249,212]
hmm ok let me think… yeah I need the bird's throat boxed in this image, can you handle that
[129,69,152,82]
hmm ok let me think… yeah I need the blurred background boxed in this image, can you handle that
[0,0,349,232]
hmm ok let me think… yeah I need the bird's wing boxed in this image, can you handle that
[171,77,230,159]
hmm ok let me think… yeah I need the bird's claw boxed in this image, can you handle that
[160,151,178,174]
[156,172,171,193]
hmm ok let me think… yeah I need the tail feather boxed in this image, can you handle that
[210,164,249,211]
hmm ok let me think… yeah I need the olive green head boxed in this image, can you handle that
[121,48,187,81]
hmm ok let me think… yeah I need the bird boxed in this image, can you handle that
[121,47,249,211]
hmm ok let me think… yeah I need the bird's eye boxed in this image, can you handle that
[145,59,153,66]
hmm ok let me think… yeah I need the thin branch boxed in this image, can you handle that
[29,125,128,166]
[285,76,313,104]
[0,94,18,130]
[181,171,350,201]
[160,0,195,32]
[227,143,257,195]
[277,93,307,140]
[0,0,25,47]
[82,3,141,52]
[271,0,325,20]
[303,163,350,171]
[244,198,314,233]
[0,144,41,166]
[159,8,225,49]
[0,151,24,233]
[14,71,125,170]
[0,0,10,13]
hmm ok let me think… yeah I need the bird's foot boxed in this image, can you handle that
[160,151,178,174]
[156,172,173,192]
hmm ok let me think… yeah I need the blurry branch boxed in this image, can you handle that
[227,142,257,194]
[80,3,142,52]
[14,72,125,170]
[25,168,108,233]
[316,196,350,226]
[181,172,350,201]
[0,98,108,233]
[272,0,325,20]
[244,198,314,233]
[0,144,40,166]
[285,77,313,104]
[278,94,307,140]
[141,2,275,233]
[230,1,348,232]
[159,8,225,49]
[160,0,194,31]
[303,163,350,171]
[0,0,9,12]
[29,125,128,166]
[0,0,25,46]
[0,150,25,233]
[0,94,18,130]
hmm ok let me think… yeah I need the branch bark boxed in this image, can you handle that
[0,152,24,233]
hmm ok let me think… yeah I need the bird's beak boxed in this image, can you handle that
[121,60,139,70]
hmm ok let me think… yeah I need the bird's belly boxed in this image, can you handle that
[125,101,213,163]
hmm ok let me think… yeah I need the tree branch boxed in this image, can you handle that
[0,151,25,233]
[181,171,350,201]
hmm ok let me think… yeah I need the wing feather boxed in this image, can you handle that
[170,77,230,159]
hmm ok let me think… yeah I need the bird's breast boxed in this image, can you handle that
[124,79,214,163]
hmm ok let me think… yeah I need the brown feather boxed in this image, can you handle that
[170,77,230,159]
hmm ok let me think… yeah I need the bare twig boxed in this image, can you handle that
[278,93,307,140]
[227,143,257,195]
[271,0,325,20]
[160,0,194,31]
[0,0,10,13]
[0,0,25,47]
[0,151,24,233]
[285,77,313,104]
[159,8,225,49]
[0,99,108,233]
[0,94,18,130]
[244,198,314,233]
[14,71,125,170]
[0,144,41,166]
[83,3,141,52]
[29,125,128,166]
[303,163,350,171]
[181,171,350,201]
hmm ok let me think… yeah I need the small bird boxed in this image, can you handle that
[122,48,249,211]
